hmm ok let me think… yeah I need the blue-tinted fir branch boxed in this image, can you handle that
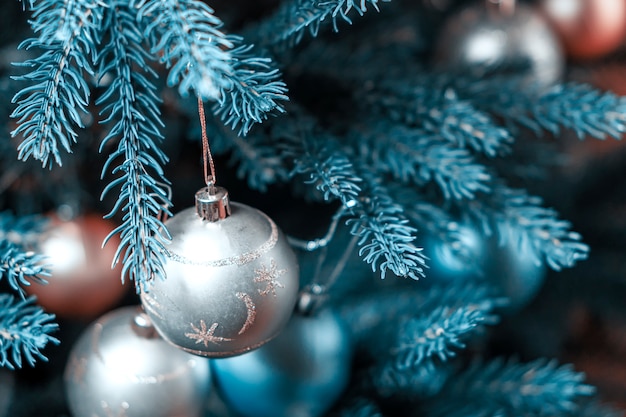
[575,401,625,417]
[98,3,172,292]
[373,358,450,399]
[390,187,484,276]
[213,45,288,136]
[11,0,105,168]
[360,83,513,157]
[0,241,49,296]
[296,144,362,206]
[347,170,427,280]
[250,0,390,50]
[0,211,47,248]
[18,0,35,10]
[466,183,589,271]
[359,122,491,199]
[391,306,487,370]
[0,295,59,370]
[284,119,426,280]
[226,128,291,192]
[429,358,595,417]
[420,282,508,320]
[465,78,626,139]
[138,0,287,134]
[288,126,363,206]
[335,398,383,417]
[137,0,233,99]
[386,283,504,370]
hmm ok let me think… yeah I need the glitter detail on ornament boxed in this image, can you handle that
[254,259,286,296]
[235,292,257,335]
[185,321,233,347]
[163,210,279,268]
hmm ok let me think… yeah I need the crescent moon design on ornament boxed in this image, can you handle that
[236,292,257,335]
[164,211,279,267]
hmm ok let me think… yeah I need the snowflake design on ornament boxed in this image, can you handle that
[254,259,286,296]
[185,320,232,347]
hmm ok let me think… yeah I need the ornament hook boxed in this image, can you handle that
[195,96,230,221]
[197,96,217,188]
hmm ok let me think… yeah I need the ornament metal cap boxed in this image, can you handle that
[195,185,231,222]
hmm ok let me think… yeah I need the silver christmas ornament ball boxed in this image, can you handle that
[141,186,300,358]
[433,3,564,86]
[64,306,211,417]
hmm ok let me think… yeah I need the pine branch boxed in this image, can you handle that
[336,398,383,417]
[250,0,390,50]
[429,358,595,416]
[138,0,287,133]
[98,3,172,292]
[575,401,625,417]
[391,306,487,369]
[465,78,626,139]
[373,358,450,399]
[347,170,427,280]
[290,133,363,206]
[228,133,291,192]
[390,187,484,276]
[213,44,288,136]
[11,0,105,168]
[18,0,35,10]
[137,0,233,99]
[361,83,513,157]
[466,182,589,271]
[0,295,59,370]
[0,241,49,296]
[0,211,48,248]
[379,284,504,373]
[359,122,491,199]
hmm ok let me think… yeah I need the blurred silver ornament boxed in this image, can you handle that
[141,186,300,358]
[211,309,352,417]
[433,2,564,86]
[64,306,211,417]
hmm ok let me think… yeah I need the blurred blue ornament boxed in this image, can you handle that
[487,223,546,311]
[423,223,486,282]
[211,310,352,417]
[425,222,546,311]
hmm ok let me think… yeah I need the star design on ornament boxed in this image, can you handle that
[185,320,232,347]
[253,259,286,297]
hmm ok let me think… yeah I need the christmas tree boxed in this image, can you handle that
[0,0,625,415]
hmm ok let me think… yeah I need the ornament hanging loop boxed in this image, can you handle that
[195,96,230,221]
[198,96,217,189]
